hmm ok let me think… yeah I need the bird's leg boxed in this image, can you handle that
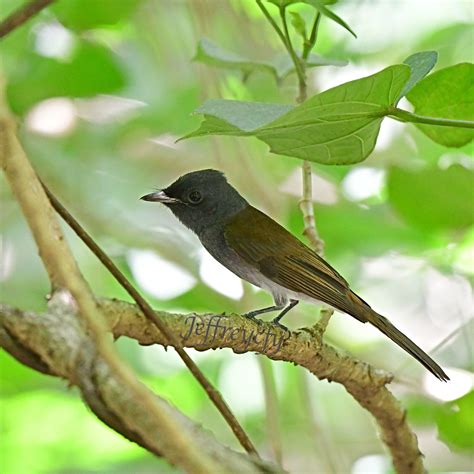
[243,304,285,321]
[272,300,299,329]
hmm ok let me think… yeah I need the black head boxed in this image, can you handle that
[141,169,248,235]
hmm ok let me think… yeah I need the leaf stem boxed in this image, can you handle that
[255,0,289,50]
[302,12,322,62]
[278,6,306,103]
[256,0,307,103]
[387,106,474,129]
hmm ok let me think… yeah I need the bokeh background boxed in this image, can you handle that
[1,0,473,473]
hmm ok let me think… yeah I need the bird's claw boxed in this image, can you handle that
[243,312,263,324]
[271,320,289,331]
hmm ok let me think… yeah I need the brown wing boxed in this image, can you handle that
[224,206,358,315]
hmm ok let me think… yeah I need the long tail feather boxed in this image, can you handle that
[362,307,449,382]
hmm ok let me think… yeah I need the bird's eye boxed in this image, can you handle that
[188,190,202,204]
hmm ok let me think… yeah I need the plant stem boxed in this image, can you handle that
[255,0,289,49]
[259,2,333,335]
[387,106,474,129]
[302,12,322,61]
[278,6,306,104]
[255,0,306,103]
[299,161,324,254]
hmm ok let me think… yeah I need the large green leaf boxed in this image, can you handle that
[436,391,474,451]
[6,42,126,114]
[406,63,474,147]
[183,100,294,138]
[184,65,410,165]
[387,165,474,231]
[194,38,346,82]
[399,51,438,99]
[255,65,409,163]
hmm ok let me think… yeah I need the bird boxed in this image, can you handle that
[141,169,449,381]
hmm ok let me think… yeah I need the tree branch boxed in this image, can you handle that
[0,298,280,474]
[0,0,55,39]
[1,298,423,473]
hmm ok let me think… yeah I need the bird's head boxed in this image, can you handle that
[141,169,247,234]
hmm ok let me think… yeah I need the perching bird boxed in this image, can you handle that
[141,169,449,381]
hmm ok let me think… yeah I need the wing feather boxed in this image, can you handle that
[225,206,356,314]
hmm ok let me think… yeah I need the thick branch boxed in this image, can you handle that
[0,298,279,474]
[0,0,55,39]
[107,299,425,474]
[0,299,424,474]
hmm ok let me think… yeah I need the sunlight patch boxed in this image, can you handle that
[26,98,77,136]
[199,249,243,300]
[128,249,196,299]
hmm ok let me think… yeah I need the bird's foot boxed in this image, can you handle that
[271,318,289,331]
[242,312,263,324]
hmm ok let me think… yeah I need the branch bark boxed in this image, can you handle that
[0,299,424,474]
[0,297,280,474]
[0,0,55,39]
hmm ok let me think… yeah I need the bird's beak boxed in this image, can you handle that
[140,190,180,203]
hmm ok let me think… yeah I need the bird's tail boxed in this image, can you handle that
[350,294,449,382]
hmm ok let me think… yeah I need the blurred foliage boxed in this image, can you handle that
[0,1,473,473]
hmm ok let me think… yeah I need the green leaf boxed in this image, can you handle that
[436,391,474,451]
[194,38,276,78]
[257,65,409,163]
[302,0,356,38]
[271,52,348,80]
[387,165,474,231]
[290,11,307,40]
[182,100,295,139]
[194,38,346,82]
[398,51,438,99]
[52,0,139,30]
[406,63,474,147]
[7,42,126,114]
[184,65,410,165]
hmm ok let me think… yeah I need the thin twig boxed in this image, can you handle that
[41,182,259,457]
[0,0,55,39]
[276,6,334,331]
[298,160,324,254]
